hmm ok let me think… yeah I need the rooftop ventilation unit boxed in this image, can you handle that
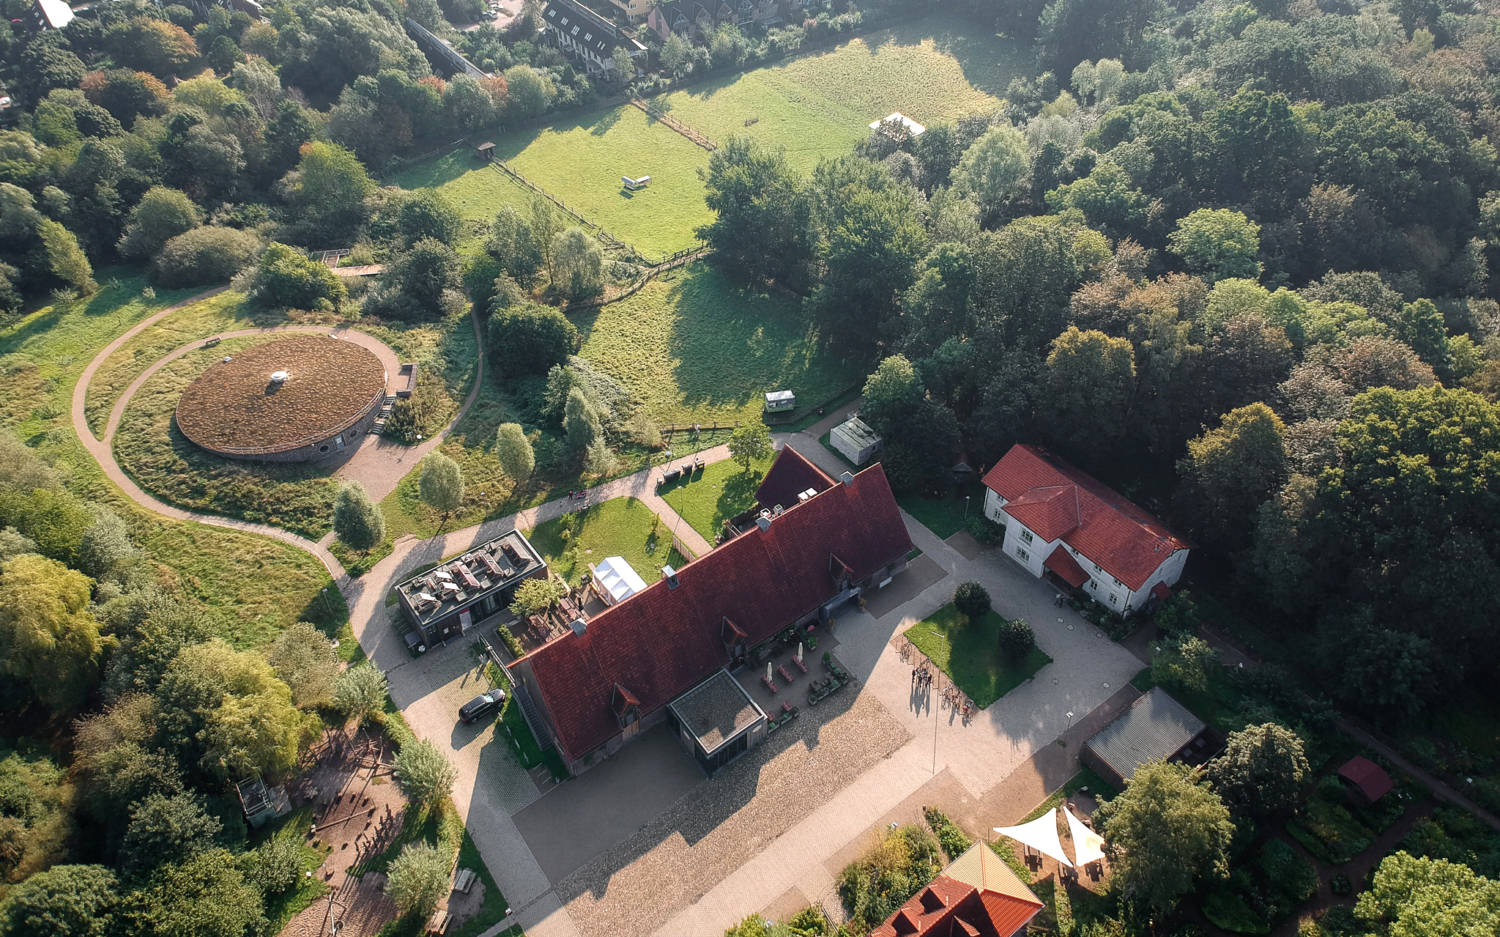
[662,565,680,589]
[839,471,854,486]
[569,617,587,635]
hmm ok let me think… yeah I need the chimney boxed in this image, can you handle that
[662,565,679,589]
[839,471,854,486]
[755,514,772,531]
[569,617,587,635]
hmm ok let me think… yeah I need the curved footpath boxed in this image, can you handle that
[70,288,865,937]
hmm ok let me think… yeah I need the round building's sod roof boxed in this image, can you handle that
[175,334,387,454]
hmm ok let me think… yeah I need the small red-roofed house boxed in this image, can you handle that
[981,445,1189,616]
[871,841,1044,937]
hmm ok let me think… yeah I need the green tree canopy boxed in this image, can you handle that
[0,864,121,937]
[122,848,266,937]
[0,553,102,714]
[728,423,772,473]
[265,622,340,709]
[119,792,222,876]
[551,227,605,301]
[385,842,450,917]
[494,423,535,489]
[1355,852,1500,937]
[1207,722,1310,817]
[417,452,464,518]
[953,123,1030,222]
[699,136,814,289]
[1095,760,1235,915]
[279,141,376,243]
[333,663,387,727]
[1176,402,1287,552]
[117,187,202,262]
[1168,208,1262,283]
[332,480,384,553]
[246,242,347,312]
[1041,327,1135,465]
[393,739,456,808]
[487,303,578,378]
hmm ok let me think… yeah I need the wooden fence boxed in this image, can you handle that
[629,98,718,151]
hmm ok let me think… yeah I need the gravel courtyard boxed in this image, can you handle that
[554,691,912,937]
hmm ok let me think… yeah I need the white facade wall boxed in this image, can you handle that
[983,488,1187,616]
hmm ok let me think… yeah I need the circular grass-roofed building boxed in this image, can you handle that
[175,334,387,462]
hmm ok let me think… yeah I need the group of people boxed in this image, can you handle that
[911,666,932,690]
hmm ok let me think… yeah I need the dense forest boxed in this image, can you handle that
[0,0,1498,932]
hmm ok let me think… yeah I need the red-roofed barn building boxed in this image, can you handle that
[508,447,913,776]
[981,445,1189,616]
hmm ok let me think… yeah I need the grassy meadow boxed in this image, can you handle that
[659,454,772,541]
[575,263,863,424]
[0,275,343,648]
[392,14,1017,257]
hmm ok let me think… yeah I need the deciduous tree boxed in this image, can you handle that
[487,303,577,378]
[699,137,814,289]
[332,481,384,553]
[494,423,535,489]
[728,424,772,473]
[1095,760,1234,915]
[1168,208,1262,283]
[1041,327,1135,465]
[418,452,464,518]
[333,664,387,727]
[0,554,102,714]
[1356,852,1499,937]
[266,622,340,709]
[953,124,1030,222]
[0,864,121,937]
[385,842,451,917]
[393,739,456,808]
[1176,403,1287,552]
[1208,722,1309,817]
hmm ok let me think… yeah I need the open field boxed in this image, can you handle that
[575,263,862,424]
[648,17,1017,172]
[392,15,1018,256]
[0,274,343,648]
[114,335,340,539]
[659,454,772,541]
[905,603,1052,708]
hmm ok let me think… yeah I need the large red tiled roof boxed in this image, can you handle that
[519,449,912,763]
[755,444,835,511]
[981,445,1187,592]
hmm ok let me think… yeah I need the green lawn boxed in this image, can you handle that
[524,496,681,588]
[393,14,1020,258]
[659,455,771,541]
[0,275,343,649]
[113,335,339,539]
[649,16,1018,174]
[897,482,987,539]
[905,604,1052,708]
[575,263,863,424]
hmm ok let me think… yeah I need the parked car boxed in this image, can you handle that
[459,690,505,724]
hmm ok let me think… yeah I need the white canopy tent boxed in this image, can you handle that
[1064,806,1107,867]
[592,556,647,605]
[993,808,1073,868]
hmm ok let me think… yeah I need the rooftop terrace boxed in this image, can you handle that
[397,531,546,629]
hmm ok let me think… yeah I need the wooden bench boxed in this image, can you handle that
[776,663,794,683]
[792,656,808,673]
[762,674,778,694]
[425,909,452,934]
[452,868,477,894]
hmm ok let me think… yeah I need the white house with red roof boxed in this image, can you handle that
[981,444,1189,616]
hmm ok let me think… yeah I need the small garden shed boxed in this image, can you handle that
[475,141,495,161]
[1082,687,1211,789]
[764,390,796,413]
[831,415,882,465]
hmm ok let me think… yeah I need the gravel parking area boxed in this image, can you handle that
[554,692,911,937]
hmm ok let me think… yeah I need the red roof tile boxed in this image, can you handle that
[1338,756,1393,802]
[519,451,911,763]
[1044,545,1089,588]
[755,444,835,511]
[982,445,1188,592]
[870,874,1041,937]
[1003,485,1079,542]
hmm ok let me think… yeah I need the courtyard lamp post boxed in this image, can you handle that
[964,494,971,520]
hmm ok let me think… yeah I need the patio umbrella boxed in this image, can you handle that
[1064,805,1107,868]
[992,808,1073,868]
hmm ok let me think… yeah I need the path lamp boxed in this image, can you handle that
[964,495,971,520]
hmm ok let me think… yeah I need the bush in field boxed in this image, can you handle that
[150,226,260,287]
[836,825,942,932]
[384,842,449,917]
[393,739,455,808]
[954,582,991,621]
[997,619,1035,660]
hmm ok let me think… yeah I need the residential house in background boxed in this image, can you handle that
[871,841,1044,937]
[647,0,784,40]
[542,0,647,78]
[981,444,1189,615]
[507,447,912,776]
[31,0,74,31]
